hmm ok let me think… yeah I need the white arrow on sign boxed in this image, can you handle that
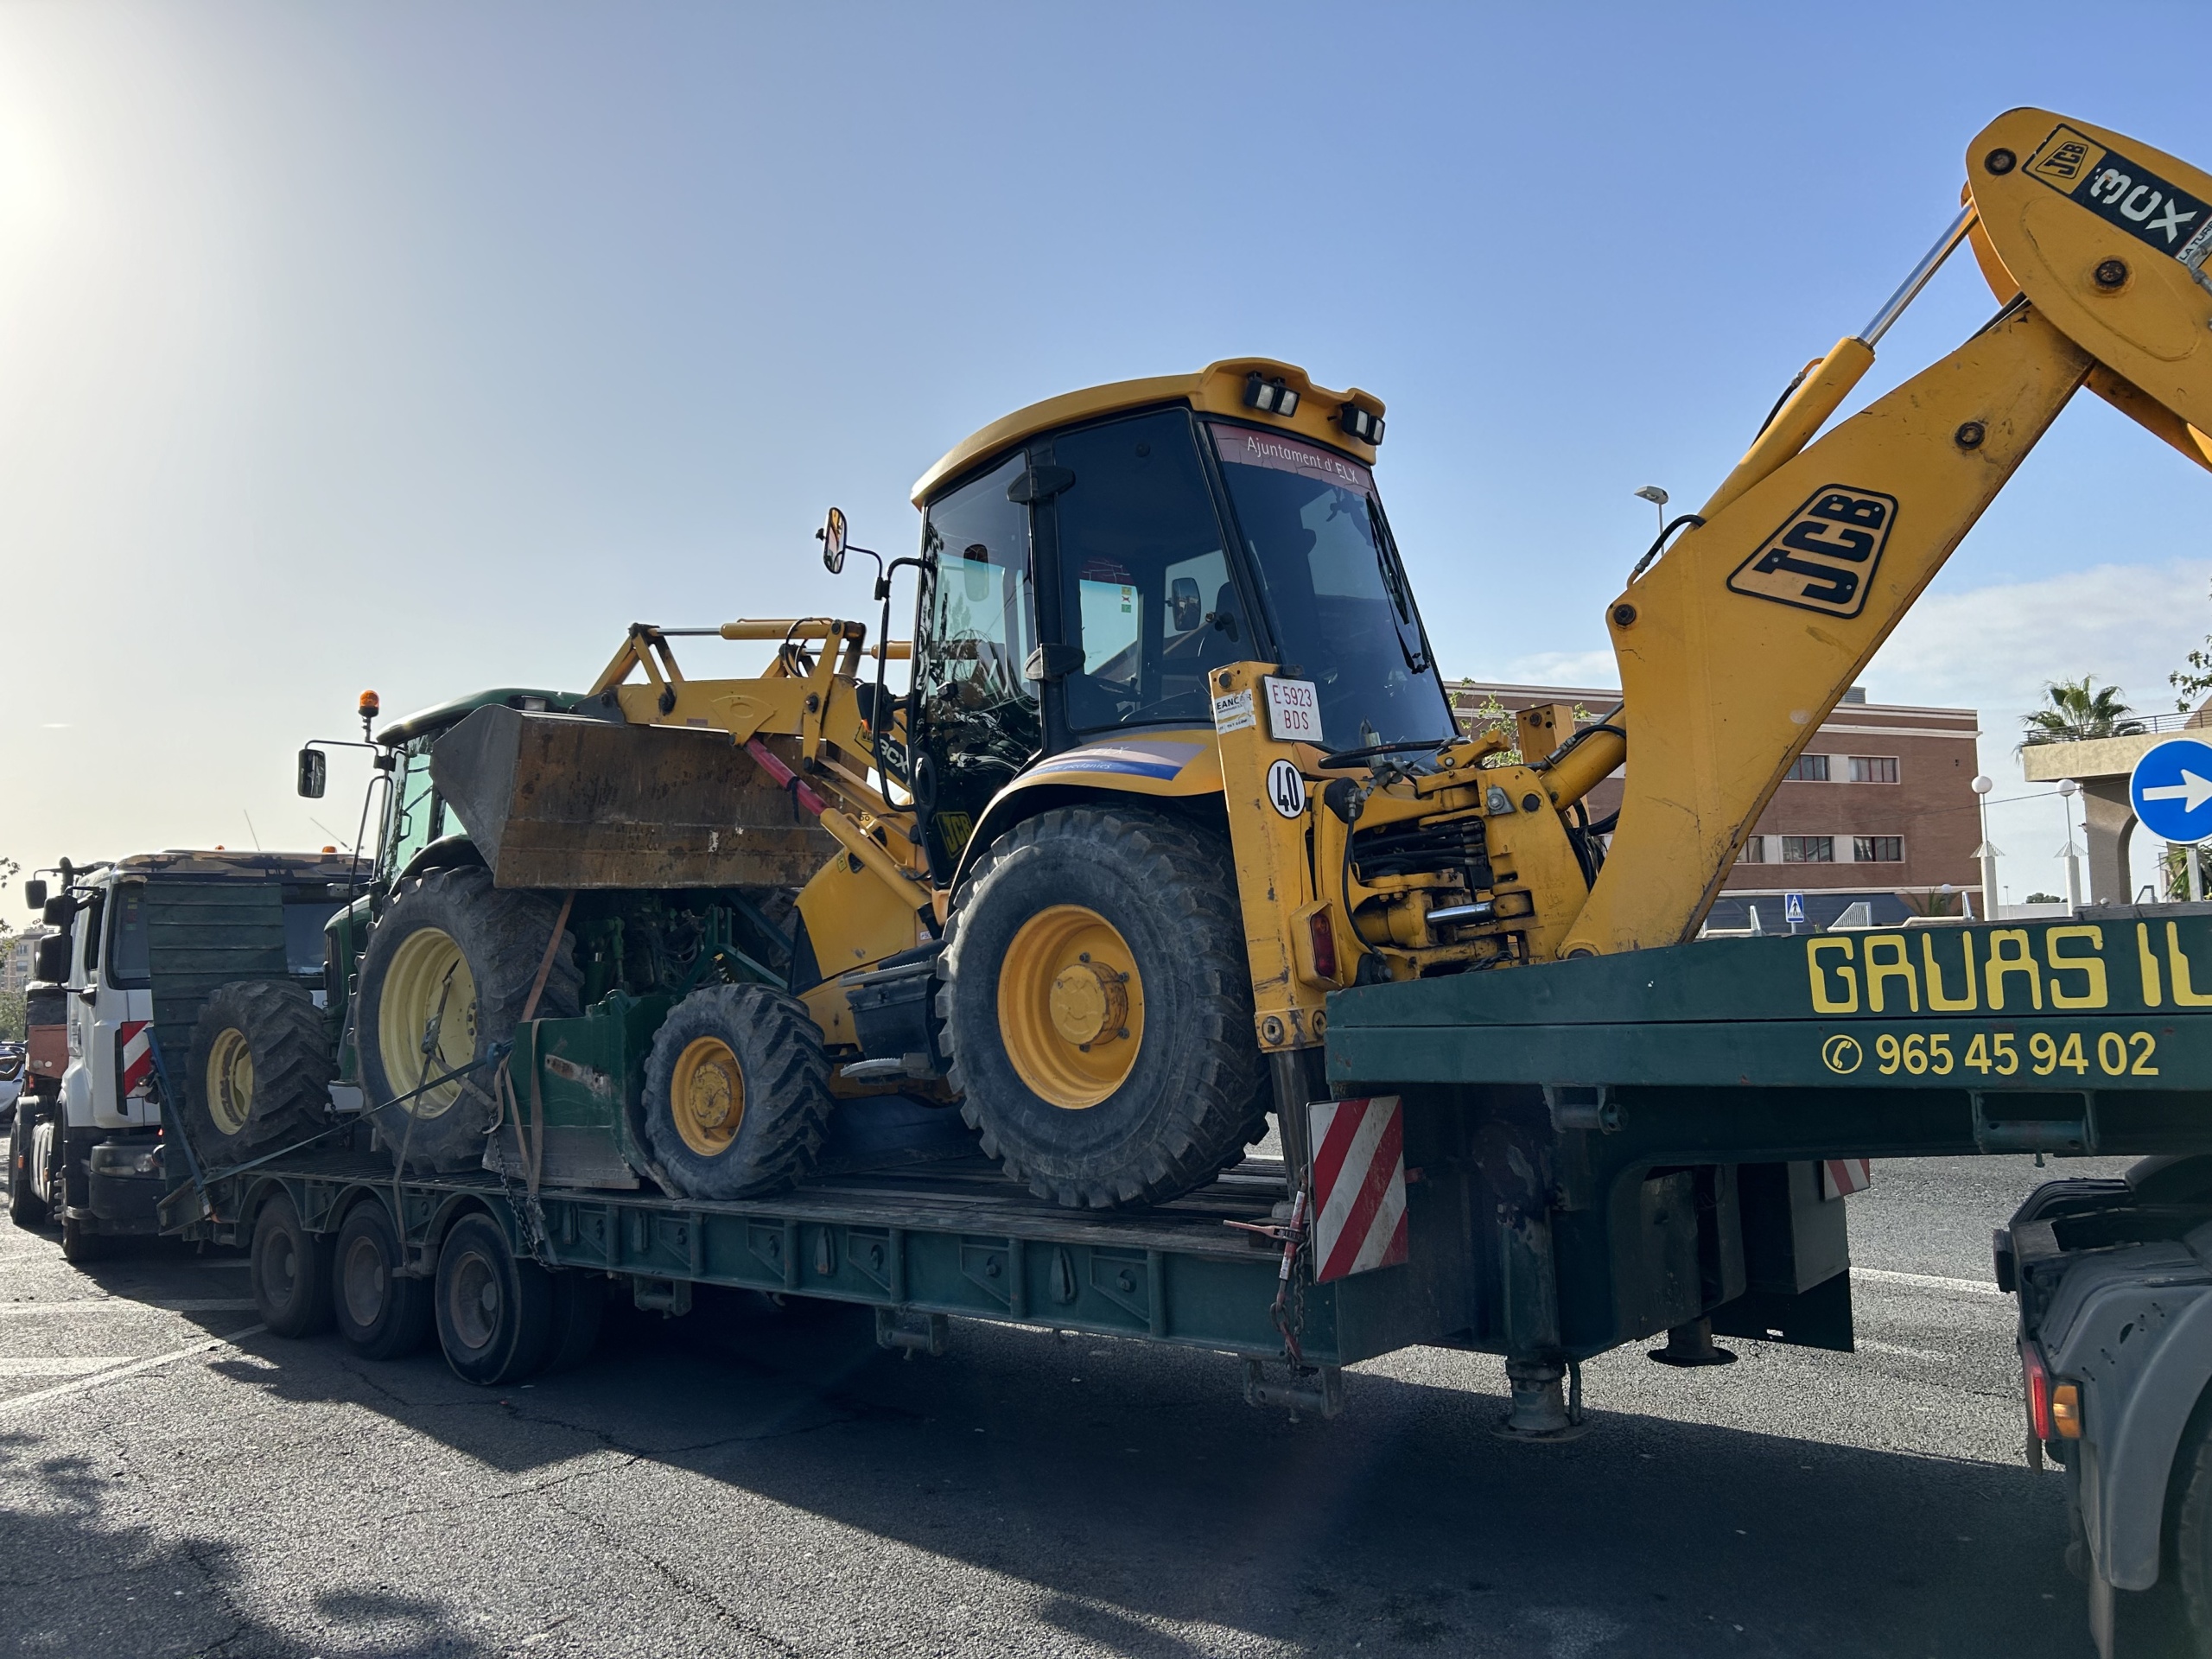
[2143,769,2212,814]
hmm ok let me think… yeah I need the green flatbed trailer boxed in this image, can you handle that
[158,908,2212,1650]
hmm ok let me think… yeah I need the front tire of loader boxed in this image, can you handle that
[640,983,832,1200]
[356,867,580,1175]
[937,804,1268,1210]
[186,981,334,1161]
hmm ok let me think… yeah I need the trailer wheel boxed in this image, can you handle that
[640,984,831,1200]
[542,1273,605,1374]
[938,804,1268,1210]
[8,1109,47,1230]
[434,1212,553,1385]
[2168,1399,2212,1650]
[357,868,580,1175]
[251,1192,334,1337]
[186,981,334,1160]
[331,1200,432,1361]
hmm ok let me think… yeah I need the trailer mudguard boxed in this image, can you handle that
[2042,1240,2212,1591]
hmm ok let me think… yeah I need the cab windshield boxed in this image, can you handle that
[1205,421,1455,753]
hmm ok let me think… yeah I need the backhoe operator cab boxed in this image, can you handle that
[896,365,1454,880]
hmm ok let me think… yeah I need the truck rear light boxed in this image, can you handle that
[2022,1343,2054,1440]
[2051,1382,2082,1440]
[1308,910,1338,981]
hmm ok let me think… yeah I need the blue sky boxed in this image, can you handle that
[3,2,2208,902]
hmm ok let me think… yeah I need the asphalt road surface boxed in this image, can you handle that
[0,1155,2139,1659]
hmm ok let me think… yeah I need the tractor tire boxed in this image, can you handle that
[434,1212,553,1386]
[938,804,1268,1210]
[331,1199,433,1361]
[185,981,334,1163]
[356,867,579,1175]
[9,1109,47,1230]
[640,984,831,1200]
[251,1192,334,1338]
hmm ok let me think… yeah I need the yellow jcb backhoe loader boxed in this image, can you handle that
[381,106,2209,1213]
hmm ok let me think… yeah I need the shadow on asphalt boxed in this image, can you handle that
[0,1429,499,1659]
[168,1288,2108,1656]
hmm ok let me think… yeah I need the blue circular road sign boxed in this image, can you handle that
[2129,737,2212,844]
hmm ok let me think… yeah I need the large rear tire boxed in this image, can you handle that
[434,1212,553,1386]
[357,867,579,1175]
[639,983,831,1199]
[938,804,1268,1209]
[186,981,334,1162]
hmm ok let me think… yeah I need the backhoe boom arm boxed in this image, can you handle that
[1560,108,2212,956]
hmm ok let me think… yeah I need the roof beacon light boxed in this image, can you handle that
[1339,404,1384,446]
[1243,372,1299,417]
[359,688,381,739]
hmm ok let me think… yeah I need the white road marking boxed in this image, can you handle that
[1854,1267,2006,1298]
[0,1299,256,1317]
[0,1325,265,1418]
[0,1357,133,1376]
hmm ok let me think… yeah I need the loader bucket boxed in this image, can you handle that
[430,704,837,890]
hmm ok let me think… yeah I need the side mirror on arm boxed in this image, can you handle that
[818,506,848,575]
[22,879,45,911]
[298,747,327,799]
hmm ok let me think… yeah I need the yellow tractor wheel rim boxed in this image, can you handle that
[670,1035,746,1156]
[205,1027,253,1137]
[998,904,1144,1109]
[378,926,478,1120]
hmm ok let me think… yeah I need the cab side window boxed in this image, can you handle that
[912,451,1039,869]
[107,885,151,988]
[384,745,442,877]
[1048,410,1243,733]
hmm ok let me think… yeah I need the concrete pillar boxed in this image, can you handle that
[2079,779,2136,905]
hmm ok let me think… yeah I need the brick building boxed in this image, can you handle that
[1447,681,1983,931]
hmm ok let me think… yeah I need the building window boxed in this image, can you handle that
[1786,754,1831,782]
[1849,755,1899,784]
[1738,836,1766,863]
[1853,835,1904,862]
[1781,836,1834,863]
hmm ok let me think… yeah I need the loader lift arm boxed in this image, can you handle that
[1555,107,2212,957]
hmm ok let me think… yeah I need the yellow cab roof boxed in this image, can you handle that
[910,358,1385,506]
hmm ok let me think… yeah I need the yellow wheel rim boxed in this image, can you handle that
[205,1027,253,1137]
[670,1035,746,1156]
[378,926,478,1120]
[997,904,1144,1109]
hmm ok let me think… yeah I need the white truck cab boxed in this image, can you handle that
[16,850,353,1260]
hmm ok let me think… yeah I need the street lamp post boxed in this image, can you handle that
[1972,773,2000,922]
[2057,778,2083,912]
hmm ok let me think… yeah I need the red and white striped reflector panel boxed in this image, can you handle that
[1309,1095,1409,1283]
[119,1021,155,1097]
[1822,1157,1872,1200]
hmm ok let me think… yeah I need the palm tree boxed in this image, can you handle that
[2018,677,2145,748]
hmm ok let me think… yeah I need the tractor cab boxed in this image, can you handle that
[895,359,1457,878]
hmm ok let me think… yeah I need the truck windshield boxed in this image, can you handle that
[1205,421,1455,753]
